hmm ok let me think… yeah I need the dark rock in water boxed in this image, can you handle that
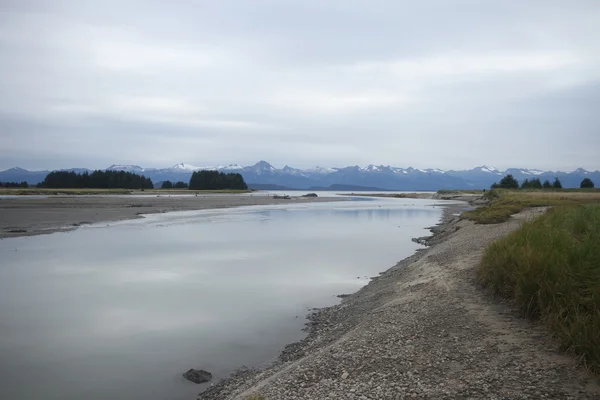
[302,193,318,197]
[183,368,212,384]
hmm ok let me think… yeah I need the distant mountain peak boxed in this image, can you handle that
[473,165,501,174]
[253,160,275,170]
[171,163,200,171]
[106,164,145,172]
[2,162,598,189]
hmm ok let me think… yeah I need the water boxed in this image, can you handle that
[0,197,445,400]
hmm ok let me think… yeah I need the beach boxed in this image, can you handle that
[200,203,600,400]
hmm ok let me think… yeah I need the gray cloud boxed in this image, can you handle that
[1,0,599,170]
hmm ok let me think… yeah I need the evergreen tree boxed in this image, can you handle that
[491,174,519,189]
[553,178,563,189]
[174,181,188,189]
[542,180,552,189]
[161,180,173,189]
[189,171,247,190]
[0,181,29,188]
[40,170,153,189]
[580,178,595,188]
[530,178,542,189]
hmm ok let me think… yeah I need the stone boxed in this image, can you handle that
[183,368,212,384]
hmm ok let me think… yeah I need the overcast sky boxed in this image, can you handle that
[1,0,599,171]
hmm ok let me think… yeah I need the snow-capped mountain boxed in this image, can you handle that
[106,164,147,173]
[1,162,598,190]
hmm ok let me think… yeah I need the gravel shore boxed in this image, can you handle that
[200,205,600,400]
[0,194,342,239]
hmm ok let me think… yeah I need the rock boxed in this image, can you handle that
[341,371,349,379]
[302,193,318,197]
[183,368,212,384]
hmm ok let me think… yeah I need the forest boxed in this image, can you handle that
[40,170,153,189]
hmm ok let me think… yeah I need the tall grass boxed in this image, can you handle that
[462,189,600,224]
[478,204,600,372]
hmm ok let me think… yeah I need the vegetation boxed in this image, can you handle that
[491,174,519,189]
[437,189,484,195]
[462,189,600,224]
[174,181,188,189]
[189,170,247,190]
[0,181,29,188]
[40,170,153,189]
[478,204,600,372]
[520,178,542,189]
[553,177,563,189]
[581,178,595,189]
[161,180,189,189]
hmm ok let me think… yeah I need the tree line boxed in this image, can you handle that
[161,180,189,189]
[188,171,247,190]
[492,175,595,189]
[0,181,29,188]
[37,169,248,190]
[40,170,153,189]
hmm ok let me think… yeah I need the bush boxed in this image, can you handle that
[478,205,600,372]
[581,178,595,189]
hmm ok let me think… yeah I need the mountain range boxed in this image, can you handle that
[1,162,598,190]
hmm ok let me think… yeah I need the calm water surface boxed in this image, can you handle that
[0,197,445,400]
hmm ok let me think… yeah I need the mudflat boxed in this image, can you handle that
[0,194,343,239]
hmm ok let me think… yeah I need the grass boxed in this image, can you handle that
[437,189,484,195]
[462,189,600,224]
[0,188,253,195]
[478,204,600,372]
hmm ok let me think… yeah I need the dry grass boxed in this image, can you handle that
[478,204,600,372]
[462,189,600,224]
[437,189,484,195]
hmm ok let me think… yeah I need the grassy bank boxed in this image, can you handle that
[478,204,600,372]
[461,189,600,224]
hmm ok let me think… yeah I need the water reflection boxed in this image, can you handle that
[0,198,443,400]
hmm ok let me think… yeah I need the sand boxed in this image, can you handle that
[0,194,344,239]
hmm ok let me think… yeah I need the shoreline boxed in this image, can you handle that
[0,194,345,239]
[199,202,600,399]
